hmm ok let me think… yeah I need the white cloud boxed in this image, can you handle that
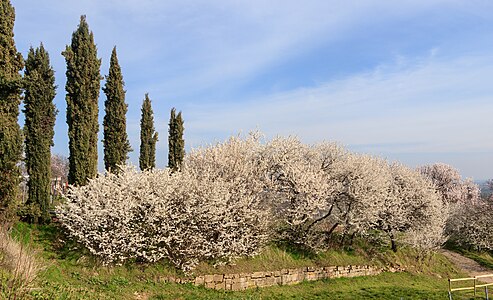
[183,53,493,163]
[11,0,493,178]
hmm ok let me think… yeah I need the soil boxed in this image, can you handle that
[440,249,493,283]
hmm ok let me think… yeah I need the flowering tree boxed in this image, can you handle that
[262,138,341,248]
[418,163,479,206]
[329,153,391,241]
[418,163,480,243]
[263,138,391,249]
[451,199,493,250]
[51,154,69,183]
[374,163,446,252]
[58,135,272,271]
[58,133,453,270]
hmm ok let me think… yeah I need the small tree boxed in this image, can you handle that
[418,163,480,240]
[0,0,24,221]
[139,94,158,171]
[23,44,57,224]
[418,163,480,206]
[63,15,101,186]
[51,154,69,183]
[375,163,446,252]
[168,108,185,172]
[103,47,131,173]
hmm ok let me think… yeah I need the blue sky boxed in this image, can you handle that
[11,0,493,180]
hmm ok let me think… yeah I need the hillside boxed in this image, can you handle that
[1,222,467,300]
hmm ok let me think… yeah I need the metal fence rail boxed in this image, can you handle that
[449,274,493,300]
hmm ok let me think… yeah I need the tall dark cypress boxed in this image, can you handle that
[0,0,24,221]
[139,94,158,171]
[62,16,101,186]
[102,47,131,173]
[168,108,184,172]
[23,44,57,224]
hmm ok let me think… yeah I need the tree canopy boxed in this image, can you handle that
[23,44,57,223]
[62,15,101,186]
[139,94,158,171]
[103,46,131,173]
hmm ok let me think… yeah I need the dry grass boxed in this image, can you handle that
[0,223,42,299]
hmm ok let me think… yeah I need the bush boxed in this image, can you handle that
[58,134,449,270]
[58,135,272,272]
[0,224,41,299]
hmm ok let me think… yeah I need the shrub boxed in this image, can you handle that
[58,133,450,270]
[58,135,272,271]
[0,224,41,299]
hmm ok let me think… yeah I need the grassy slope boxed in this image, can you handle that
[8,222,469,300]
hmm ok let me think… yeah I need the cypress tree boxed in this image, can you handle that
[139,94,158,171]
[0,0,24,221]
[168,108,184,172]
[23,44,57,224]
[62,16,101,186]
[102,47,131,173]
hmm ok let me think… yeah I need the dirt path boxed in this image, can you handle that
[440,249,493,283]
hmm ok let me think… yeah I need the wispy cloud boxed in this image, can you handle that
[10,0,493,179]
[182,53,493,178]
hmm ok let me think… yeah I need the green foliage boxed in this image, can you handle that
[0,0,24,221]
[62,15,101,186]
[102,47,131,174]
[168,108,185,172]
[139,94,158,171]
[23,44,57,224]
[168,107,185,171]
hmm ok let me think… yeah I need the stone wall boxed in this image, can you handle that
[159,265,392,291]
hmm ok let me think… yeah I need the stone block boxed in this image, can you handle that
[254,278,263,287]
[214,282,225,290]
[204,275,214,283]
[213,274,224,282]
[248,280,256,288]
[252,271,264,278]
[231,283,241,291]
[282,274,298,285]
[306,272,317,281]
[265,276,277,286]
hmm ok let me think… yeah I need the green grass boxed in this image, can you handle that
[193,245,370,276]
[151,272,461,300]
[4,222,472,299]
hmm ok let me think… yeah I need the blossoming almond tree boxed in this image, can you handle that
[418,163,480,242]
[262,138,338,233]
[58,133,451,270]
[374,163,447,252]
[58,134,272,271]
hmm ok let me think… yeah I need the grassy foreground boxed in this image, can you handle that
[1,223,472,299]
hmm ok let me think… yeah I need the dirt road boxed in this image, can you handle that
[441,249,493,283]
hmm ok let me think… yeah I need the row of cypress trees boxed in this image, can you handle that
[138,94,184,172]
[0,1,185,223]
